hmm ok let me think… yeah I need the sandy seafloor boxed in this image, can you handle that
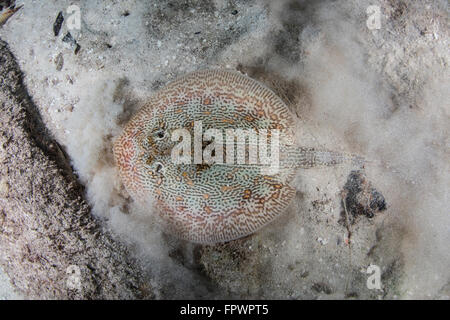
[0,0,449,299]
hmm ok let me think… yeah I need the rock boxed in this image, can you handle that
[53,11,64,37]
[341,170,387,225]
[0,39,154,299]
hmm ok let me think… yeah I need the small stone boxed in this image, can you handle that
[62,32,74,44]
[74,44,81,55]
[65,75,74,84]
[55,52,64,71]
[62,32,81,54]
[53,11,64,37]
[312,282,333,294]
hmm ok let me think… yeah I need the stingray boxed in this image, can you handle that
[113,69,363,244]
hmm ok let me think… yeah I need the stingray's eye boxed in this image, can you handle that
[153,129,166,140]
[154,162,164,174]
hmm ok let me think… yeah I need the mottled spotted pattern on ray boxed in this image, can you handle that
[113,69,297,243]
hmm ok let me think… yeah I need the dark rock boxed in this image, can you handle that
[341,170,387,225]
[312,282,333,294]
[62,31,74,43]
[62,32,81,55]
[53,11,64,37]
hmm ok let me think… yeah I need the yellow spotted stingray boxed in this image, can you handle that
[113,69,362,244]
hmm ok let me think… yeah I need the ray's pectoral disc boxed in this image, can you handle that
[113,69,297,244]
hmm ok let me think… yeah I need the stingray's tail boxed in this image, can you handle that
[281,147,366,169]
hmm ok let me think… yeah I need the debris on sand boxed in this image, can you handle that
[0,3,22,27]
[341,170,387,225]
[62,31,81,54]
